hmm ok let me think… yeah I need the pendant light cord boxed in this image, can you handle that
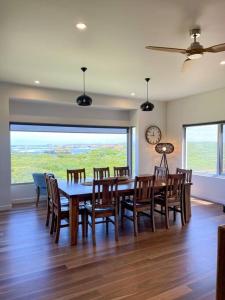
[145,78,150,102]
[147,80,148,101]
[83,71,85,94]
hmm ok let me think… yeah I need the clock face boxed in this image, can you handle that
[145,126,162,145]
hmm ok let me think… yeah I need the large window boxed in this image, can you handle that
[184,122,225,175]
[10,123,131,184]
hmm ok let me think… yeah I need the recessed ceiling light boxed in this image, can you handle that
[130,92,136,96]
[220,61,225,65]
[34,80,40,85]
[76,23,87,30]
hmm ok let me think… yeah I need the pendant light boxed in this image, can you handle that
[76,67,92,106]
[140,78,154,111]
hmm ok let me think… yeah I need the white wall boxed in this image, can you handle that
[0,82,166,207]
[166,87,225,204]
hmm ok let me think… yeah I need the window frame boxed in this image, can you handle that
[10,122,134,184]
[183,121,225,176]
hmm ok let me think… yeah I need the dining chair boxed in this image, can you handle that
[93,167,110,180]
[49,177,86,243]
[154,166,167,180]
[114,166,130,177]
[45,173,68,227]
[154,173,185,229]
[85,178,119,246]
[154,166,167,202]
[121,175,155,236]
[32,173,48,207]
[67,168,86,183]
[176,168,192,183]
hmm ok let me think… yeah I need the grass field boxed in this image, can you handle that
[11,141,220,183]
[186,141,217,173]
[11,145,127,184]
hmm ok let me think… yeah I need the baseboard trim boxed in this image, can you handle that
[0,204,12,211]
[12,197,47,204]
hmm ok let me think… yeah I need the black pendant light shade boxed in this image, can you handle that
[140,78,154,111]
[76,67,92,106]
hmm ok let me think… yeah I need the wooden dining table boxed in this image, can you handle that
[58,179,192,246]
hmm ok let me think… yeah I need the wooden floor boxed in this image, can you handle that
[0,199,223,300]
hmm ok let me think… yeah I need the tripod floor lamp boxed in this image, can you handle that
[155,143,174,174]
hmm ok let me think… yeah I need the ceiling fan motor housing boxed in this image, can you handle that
[190,28,201,38]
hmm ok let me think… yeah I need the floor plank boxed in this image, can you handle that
[0,199,222,299]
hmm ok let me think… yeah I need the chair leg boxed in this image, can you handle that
[46,204,51,227]
[151,202,156,232]
[54,216,57,232]
[82,212,86,239]
[121,204,125,228]
[133,211,138,237]
[85,213,89,237]
[50,212,55,235]
[165,204,169,229]
[106,217,109,235]
[55,217,61,243]
[36,187,40,207]
[92,215,96,246]
[115,214,119,242]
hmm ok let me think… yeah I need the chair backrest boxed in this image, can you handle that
[154,166,167,181]
[93,167,110,180]
[176,168,192,183]
[67,168,86,183]
[45,173,55,201]
[114,166,130,177]
[49,177,61,213]
[92,178,118,209]
[32,173,47,188]
[166,174,185,202]
[134,175,155,204]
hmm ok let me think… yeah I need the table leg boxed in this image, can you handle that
[69,197,78,246]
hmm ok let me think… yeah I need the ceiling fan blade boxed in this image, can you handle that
[181,58,194,72]
[203,43,225,53]
[145,46,187,54]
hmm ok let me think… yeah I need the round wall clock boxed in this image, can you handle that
[145,125,162,145]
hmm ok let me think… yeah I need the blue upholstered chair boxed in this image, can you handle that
[32,173,47,207]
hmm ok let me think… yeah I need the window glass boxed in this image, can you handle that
[132,127,136,176]
[11,124,128,183]
[185,125,218,174]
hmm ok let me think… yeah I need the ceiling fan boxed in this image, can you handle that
[146,28,225,71]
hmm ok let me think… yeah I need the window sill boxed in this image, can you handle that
[11,182,34,186]
[193,173,225,179]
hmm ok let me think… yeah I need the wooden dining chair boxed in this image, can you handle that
[154,166,167,180]
[93,167,110,180]
[49,177,86,243]
[85,178,119,246]
[67,168,86,183]
[176,168,192,183]
[121,175,155,236]
[114,166,130,177]
[154,173,185,229]
[45,173,68,227]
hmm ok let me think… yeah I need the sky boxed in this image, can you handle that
[11,131,127,146]
[186,125,218,142]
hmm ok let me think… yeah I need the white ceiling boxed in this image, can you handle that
[0,0,225,101]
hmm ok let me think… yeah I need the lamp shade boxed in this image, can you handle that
[140,101,154,111]
[76,94,92,106]
[76,67,92,106]
[155,143,174,154]
[140,78,154,112]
